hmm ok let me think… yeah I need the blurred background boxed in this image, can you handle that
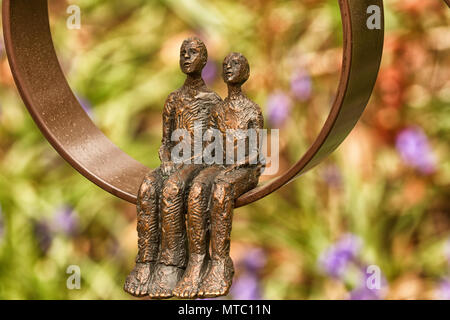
[0,0,449,299]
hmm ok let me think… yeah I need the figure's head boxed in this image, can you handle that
[180,37,208,75]
[222,52,250,85]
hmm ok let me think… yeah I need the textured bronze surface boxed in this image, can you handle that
[127,43,265,299]
[2,0,385,208]
[128,48,264,299]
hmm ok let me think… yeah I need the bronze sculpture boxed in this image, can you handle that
[124,37,222,298]
[125,39,264,299]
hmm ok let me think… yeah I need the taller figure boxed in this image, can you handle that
[124,37,222,298]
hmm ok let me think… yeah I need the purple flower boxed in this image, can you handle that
[108,238,121,257]
[319,234,362,278]
[202,61,217,85]
[241,248,267,272]
[350,286,382,300]
[322,164,342,189]
[395,127,437,175]
[33,219,53,254]
[267,92,292,127]
[435,279,450,300]
[52,205,79,236]
[230,247,266,300]
[290,70,312,101]
[230,272,262,300]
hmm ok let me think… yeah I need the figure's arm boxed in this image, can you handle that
[209,105,219,131]
[205,93,222,133]
[226,107,264,172]
[159,94,176,173]
[245,111,264,166]
[207,104,221,159]
[179,94,223,165]
[189,101,221,164]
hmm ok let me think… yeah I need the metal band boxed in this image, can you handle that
[2,0,384,207]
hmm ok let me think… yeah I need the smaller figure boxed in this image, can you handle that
[173,52,264,299]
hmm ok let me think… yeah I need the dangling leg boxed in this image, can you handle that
[198,168,259,298]
[174,166,222,298]
[124,169,164,297]
[148,164,202,299]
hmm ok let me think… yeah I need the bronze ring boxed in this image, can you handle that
[2,0,384,208]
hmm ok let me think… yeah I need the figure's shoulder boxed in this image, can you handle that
[165,89,182,104]
[242,96,262,116]
[168,90,180,98]
[213,91,223,102]
[250,100,263,114]
[242,97,264,127]
[199,88,223,103]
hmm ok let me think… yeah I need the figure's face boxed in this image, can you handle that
[223,54,248,85]
[180,41,205,75]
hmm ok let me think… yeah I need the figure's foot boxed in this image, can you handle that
[148,263,185,299]
[198,257,234,298]
[124,262,153,297]
[173,254,208,299]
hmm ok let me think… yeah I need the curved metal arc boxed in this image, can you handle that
[2,0,384,207]
[3,0,150,203]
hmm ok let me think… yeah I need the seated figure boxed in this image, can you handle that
[173,52,264,299]
[124,37,221,298]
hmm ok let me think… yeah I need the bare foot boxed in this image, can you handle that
[148,263,185,299]
[124,262,153,297]
[197,257,234,298]
[173,254,209,299]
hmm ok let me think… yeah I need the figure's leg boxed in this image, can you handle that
[124,168,164,297]
[198,168,259,298]
[173,166,222,298]
[148,164,203,299]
